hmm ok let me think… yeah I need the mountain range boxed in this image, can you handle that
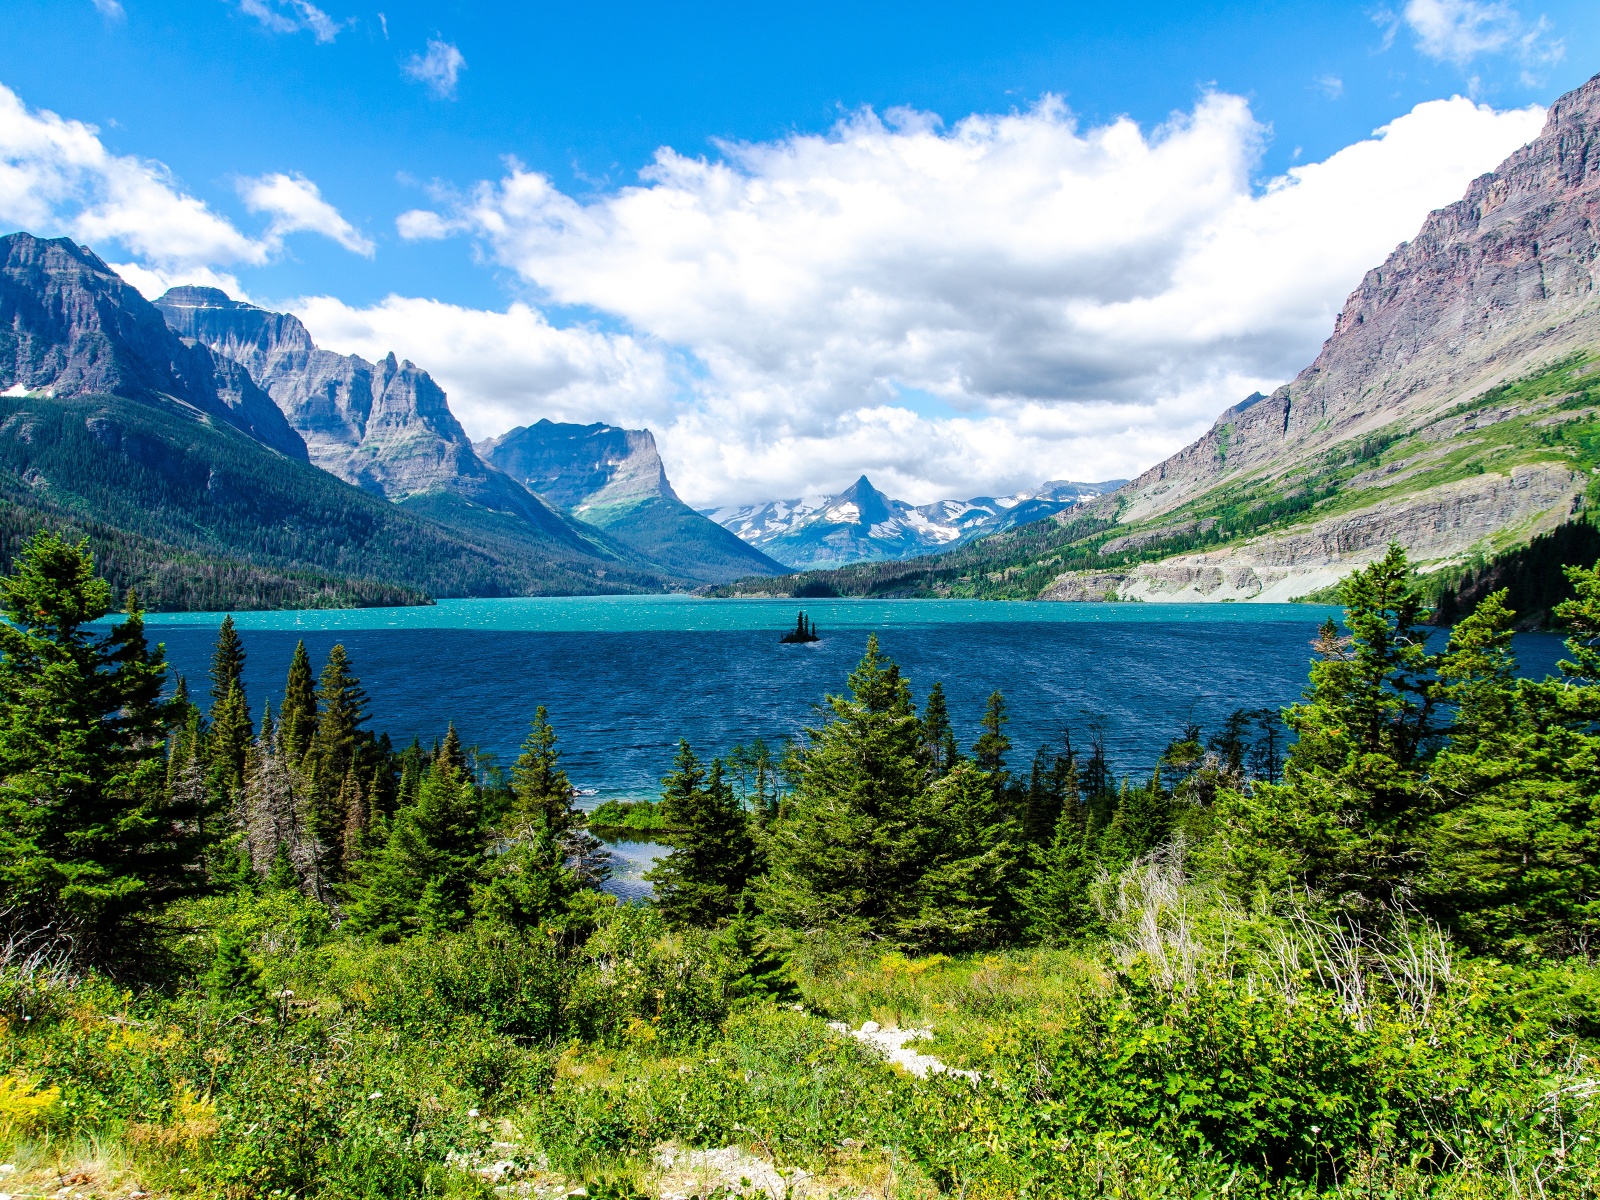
[705,475,1124,570]
[0,235,785,607]
[717,70,1600,605]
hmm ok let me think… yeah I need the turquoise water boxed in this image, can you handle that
[140,595,1569,902]
[142,594,1345,634]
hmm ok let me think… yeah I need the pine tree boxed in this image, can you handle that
[209,615,246,714]
[305,644,369,863]
[762,635,929,939]
[436,722,469,778]
[208,678,253,798]
[645,743,757,928]
[920,681,959,777]
[1020,739,1077,851]
[507,706,575,835]
[0,534,207,965]
[474,825,581,931]
[1424,584,1600,957]
[1219,545,1443,909]
[1100,773,1173,865]
[339,767,368,867]
[1022,799,1096,944]
[973,690,1011,776]
[343,762,485,941]
[897,760,1020,951]
[279,641,318,762]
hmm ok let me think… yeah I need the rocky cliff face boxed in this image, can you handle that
[154,286,595,549]
[1056,71,1600,598]
[0,235,306,459]
[478,420,677,511]
[481,420,785,581]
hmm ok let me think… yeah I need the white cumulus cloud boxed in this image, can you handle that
[91,0,125,21]
[0,82,374,269]
[390,92,1545,506]
[404,39,465,99]
[291,294,677,440]
[241,172,375,257]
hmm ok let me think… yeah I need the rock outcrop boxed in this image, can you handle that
[0,234,306,459]
[481,420,785,582]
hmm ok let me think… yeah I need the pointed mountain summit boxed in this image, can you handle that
[0,235,305,459]
[479,420,785,582]
[709,475,1122,570]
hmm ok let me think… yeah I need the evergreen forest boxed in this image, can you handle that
[6,529,1600,1197]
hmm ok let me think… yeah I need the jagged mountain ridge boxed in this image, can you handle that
[480,420,785,581]
[151,286,603,555]
[0,233,672,602]
[0,235,306,459]
[708,475,1125,570]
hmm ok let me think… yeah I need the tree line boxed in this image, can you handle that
[4,531,1599,978]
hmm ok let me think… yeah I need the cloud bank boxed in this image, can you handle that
[0,82,370,272]
[373,92,1544,505]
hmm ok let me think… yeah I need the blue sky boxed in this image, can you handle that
[1,1,1597,502]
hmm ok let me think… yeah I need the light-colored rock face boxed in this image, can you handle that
[477,420,676,511]
[1046,462,1585,603]
[1113,72,1600,529]
[0,238,306,459]
[709,476,1125,569]
[156,286,484,499]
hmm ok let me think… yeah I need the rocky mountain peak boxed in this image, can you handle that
[1115,70,1600,526]
[0,233,305,459]
[478,420,677,511]
[836,475,892,527]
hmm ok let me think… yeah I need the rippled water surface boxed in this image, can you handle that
[145,595,1567,799]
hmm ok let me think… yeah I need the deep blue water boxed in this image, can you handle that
[141,596,1569,803]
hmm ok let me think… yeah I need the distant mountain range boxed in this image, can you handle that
[705,475,1124,569]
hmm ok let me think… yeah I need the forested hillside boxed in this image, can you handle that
[6,530,1600,1197]
[0,390,665,603]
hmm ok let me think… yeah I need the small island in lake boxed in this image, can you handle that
[780,611,821,643]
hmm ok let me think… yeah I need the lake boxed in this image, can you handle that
[140,595,1571,900]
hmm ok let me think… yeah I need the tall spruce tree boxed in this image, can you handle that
[920,681,959,777]
[279,641,318,762]
[645,742,757,928]
[1424,583,1600,957]
[1022,798,1096,944]
[762,635,928,939]
[973,690,1012,776]
[507,706,575,835]
[306,644,369,865]
[898,759,1020,951]
[0,534,206,965]
[209,615,246,713]
[1219,545,1444,909]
